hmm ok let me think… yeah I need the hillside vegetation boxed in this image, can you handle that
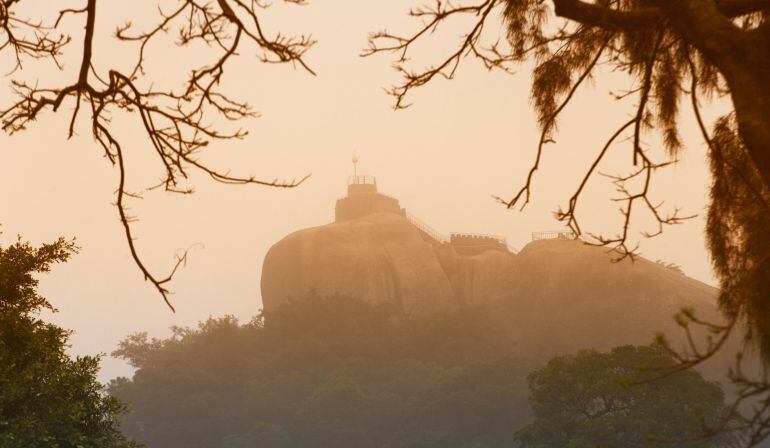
[110,294,733,448]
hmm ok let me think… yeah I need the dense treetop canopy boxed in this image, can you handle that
[110,295,531,448]
[109,295,739,448]
[515,345,737,447]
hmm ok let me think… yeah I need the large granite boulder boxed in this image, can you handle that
[434,246,514,306]
[261,213,457,314]
[489,239,723,358]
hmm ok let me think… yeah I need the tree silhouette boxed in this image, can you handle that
[0,0,312,309]
[515,345,737,447]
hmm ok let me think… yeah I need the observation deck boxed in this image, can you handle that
[335,175,405,222]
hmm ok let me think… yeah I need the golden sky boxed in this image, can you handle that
[0,0,724,380]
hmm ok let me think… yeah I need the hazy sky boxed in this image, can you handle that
[0,0,724,380]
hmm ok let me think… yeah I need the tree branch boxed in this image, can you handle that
[552,0,659,32]
[553,0,770,34]
[1,0,314,309]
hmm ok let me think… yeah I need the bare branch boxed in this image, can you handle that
[363,0,506,109]
[498,36,610,210]
[1,0,314,309]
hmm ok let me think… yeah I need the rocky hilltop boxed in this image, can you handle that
[261,175,723,358]
[261,212,458,314]
[262,175,518,313]
[488,239,720,357]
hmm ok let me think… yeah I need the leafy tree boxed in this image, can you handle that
[0,236,138,448]
[515,345,737,448]
[110,295,530,448]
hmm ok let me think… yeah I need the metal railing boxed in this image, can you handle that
[406,213,449,244]
[450,233,516,254]
[531,231,577,241]
[450,232,507,245]
[405,213,517,253]
[348,175,376,186]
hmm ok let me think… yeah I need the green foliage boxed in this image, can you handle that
[110,295,531,448]
[0,236,76,314]
[708,115,770,355]
[0,236,138,448]
[112,297,739,448]
[515,345,736,448]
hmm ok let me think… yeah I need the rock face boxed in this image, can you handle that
[435,246,514,307]
[488,239,722,359]
[262,175,519,314]
[261,213,458,314]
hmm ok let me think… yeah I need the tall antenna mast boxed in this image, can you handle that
[352,151,359,179]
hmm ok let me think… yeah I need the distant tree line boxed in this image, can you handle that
[110,295,530,448]
[110,294,736,448]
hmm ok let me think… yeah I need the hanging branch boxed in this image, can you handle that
[1,0,314,309]
[0,0,71,72]
[363,0,511,109]
[499,36,610,211]
[650,311,770,447]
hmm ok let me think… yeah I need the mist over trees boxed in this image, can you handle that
[109,295,529,448]
[108,295,734,448]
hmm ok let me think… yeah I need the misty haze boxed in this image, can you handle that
[2,1,770,447]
